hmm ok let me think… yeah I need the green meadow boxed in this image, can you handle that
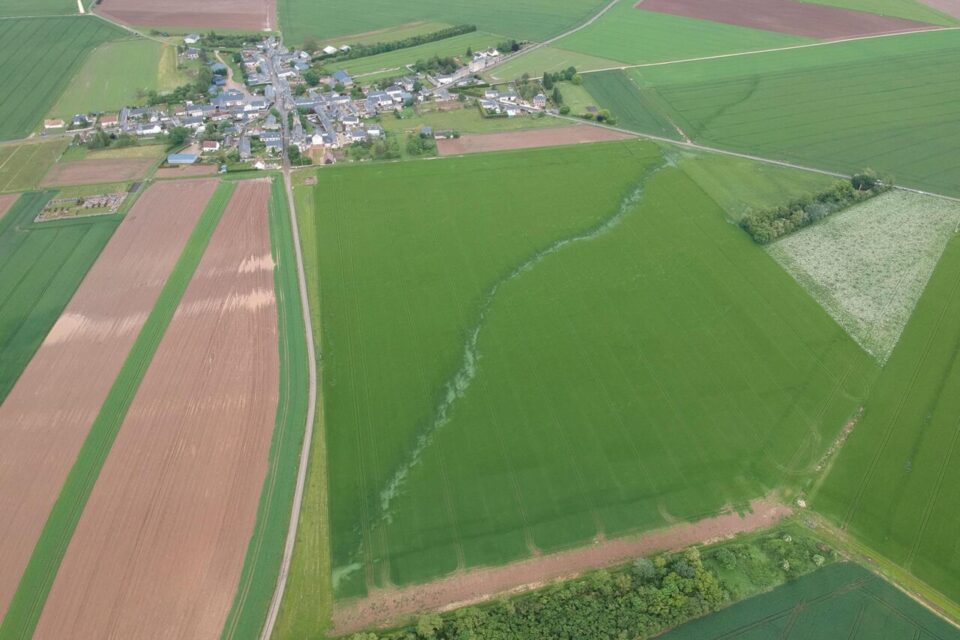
[0,141,67,193]
[632,29,960,195]
[278,0,605,48]
[0,192,119,403]
[0,17,123,140]
[816,234,960,605]
[294,141,876,601]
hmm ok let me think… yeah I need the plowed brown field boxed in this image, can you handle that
[0,179,217,623]
[638,0,937,39]
[97,0,274,31]
[0,193,17,219]
[34,180,279,640]
[437,125,634,155]
[40,158,155,187]
[919,0,960,19]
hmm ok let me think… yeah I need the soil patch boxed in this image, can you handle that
[918,0,960,19]
[40,158,155,187]
[638,0,938,39]
[437,125,634,155]
[0,179,218,623]
[332,499,792,635]
[34,180,280,640]
[0,193,18,219]
[155,164,220,178]
[96,0,274,31]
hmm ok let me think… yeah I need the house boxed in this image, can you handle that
[136,123,163,136]
[183,47,201,60]
[533,93,547,108]
[263,114,280,130]
[332,70,353,86]
[184,34,201,45]
[264,138,283,153]
[434,130,454,140]
[322,45,338,55]
[435,74,455,86]
[339,45,351,53]
[239,135,252,159]
[294,61,310,72]
[505,106,519,117]
[484,89,500,100]
[43,118,65,130]
[201,140,221,152]
[99,113,119,129]
[167,153,199,165]
[179,115,205,130]
[366,124,384,137]
[420,126,433,138]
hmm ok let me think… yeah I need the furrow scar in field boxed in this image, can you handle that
[372,153,671,533]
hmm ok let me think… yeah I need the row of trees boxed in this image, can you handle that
[542,66,579,89]
[317,25,476,63]
[740,170,892,243]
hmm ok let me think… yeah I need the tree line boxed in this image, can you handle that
[741,170,892,244]
[316,25,476,63]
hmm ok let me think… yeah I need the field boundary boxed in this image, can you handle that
[0,181,235,640]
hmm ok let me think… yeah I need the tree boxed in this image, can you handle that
[571,73,583,85]
[564,65,577,81]
[416,613,442,638]
[165,126,191,149]
[542,72,553,90]
[304,69,321,86]
[552,86,562,105]
[632,557,657,581]
[303,36,320,53]
[466,45,473,57]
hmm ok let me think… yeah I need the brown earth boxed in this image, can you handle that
[40,158,155,187]
[96,0,274,31]
[332,499,793,635]
[34,180,279,640]
[437,125,634,156]
[638,0,938,39]
[918,0,960,19]
[155,164,220,178]
[0,179,218,623]
[0,193,18,219]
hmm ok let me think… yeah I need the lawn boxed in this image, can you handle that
[277,0,606,48]
[334,32,504,78]
[0,0,76,17]
[294,140,876,604]
[635,29,960,196]
[553,81,598,116]
[380,105,563,135]
[815,233,960,606]
[0,191,119,403]
[662,562,960,639]
[0,16,123,140]
[580,70,683,139]
[554,0,814,66]
[48,38,181,119]
[800,0,959,25]
[486,46,624,82]
[0,140,68,193]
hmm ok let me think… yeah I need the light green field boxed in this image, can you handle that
[321,21,454,48]
[486,46,624,82]
[0,141,68,193]
[0,191,119,403]
[335,32,503,78]
[381,105,563,135]
[662,562,960,639]
[555,0,814,66]
[291,140,876,607]
[278,0,606,48]
[49,38,182,119]
[634,29,960,196]
[0,17,123,140]
[815,233,960,605]
[800,0,959,25]
[0,0,76,17]
[554,81,597,116]
[581,70,683,139]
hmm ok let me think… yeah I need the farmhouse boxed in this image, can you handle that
[43,119,65,130]
[201,140,221,153]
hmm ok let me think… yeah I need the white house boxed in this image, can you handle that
[322,45,338,55]
[184,34,201,45]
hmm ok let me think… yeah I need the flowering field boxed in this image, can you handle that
[767,190,960,362]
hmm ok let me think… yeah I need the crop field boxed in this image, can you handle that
[801,0,959,24]
[581,70,683,140]
[291,140,876,603]
[815,234,960,605]
[0,141,68,193]
[277,0,605,48]
[39,157,156,187]
[0,0,76,17]
[48,38,179,119]
[662,562,960,639]
[0,191,118,403]
[634,29,960,196]
[336,32,503,78]
[768,191,960,362]
[0,17,123,140]
[96,0,276,32]
[554,1,813,66]
[321,21,454,48]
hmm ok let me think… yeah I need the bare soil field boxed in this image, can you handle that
[155,164,220,178]
[638,0,938,39]
[333,499,792,635]
[96,0,274,31]
[0,179,217,623]
[437,124,634,155]
[919,0,960,18]
[34,180,279,640]
[0,193,17,219]
[40,158,155,187]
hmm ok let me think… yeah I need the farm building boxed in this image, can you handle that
[322,45,338,55]
[43,119,65,130]
[184,34,201,45]
[167,153,199,165]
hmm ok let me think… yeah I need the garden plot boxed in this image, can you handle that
[767,190,960,362]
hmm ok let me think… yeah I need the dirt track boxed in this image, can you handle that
[332,499,792,634]
[40,158,155,187]
[34,180,279,640]
[0,179,217,623]
[0,193,17,219]
[437,125,634,156]
[638,0,938,39]
[97,0,274,31]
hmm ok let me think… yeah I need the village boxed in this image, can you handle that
[41,33,557,169]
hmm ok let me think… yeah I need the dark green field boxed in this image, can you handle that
[580,70,683,140]
[816,234,960,606]
[293,141,877,600]
[0,191,118,403]
[662,562,960,639]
